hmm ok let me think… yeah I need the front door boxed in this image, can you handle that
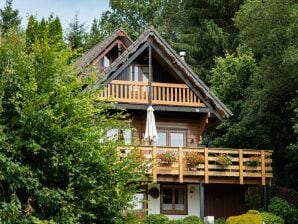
[156,129,186,147]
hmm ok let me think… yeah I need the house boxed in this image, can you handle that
[77,27,273,219]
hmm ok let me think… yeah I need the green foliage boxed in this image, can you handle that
[99,0,162,40]
[143,214,169,224]
[0,29,145,223]
[25,14,64,50]
[182,216,204,224]
[245,187,263,210]
[0,0,21,34]
[208,49,256,147]
[215,218,227,224]
[260,212,284,224]
[268,197,298,224]
[226,212,262,224]
[85,18,104,50]
[66,12,86,50]
[235,0,298,187]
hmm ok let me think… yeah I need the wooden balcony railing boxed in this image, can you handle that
[120,146,273,185]
[98,80,206,107]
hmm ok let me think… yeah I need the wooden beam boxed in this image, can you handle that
[261,150,266,185]
[152,145,157,183]
[149,43,223,120]
[179,147,183,183]
[149,44,152,105]
[204,148,209,184]
[105,42,150,84]
[239,149,244,185]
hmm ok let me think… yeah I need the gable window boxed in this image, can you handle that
[156,129,186,147]
[129,64,149,82]
[161,185,187,215]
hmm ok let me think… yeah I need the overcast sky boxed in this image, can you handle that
[0,0,110,29]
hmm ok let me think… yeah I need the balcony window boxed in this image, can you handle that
[156,130,186,147]
[161,185,187,214]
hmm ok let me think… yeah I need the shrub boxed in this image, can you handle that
[260,212,284,224]
[214,218,227,224]
[247,209,260,214]
[182,216,204,224]
[143,214,169,224]
[268,197,298,224]
[226,212,262,224]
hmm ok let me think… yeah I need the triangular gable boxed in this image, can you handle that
[97,27,232,120]
[75,28,133,72]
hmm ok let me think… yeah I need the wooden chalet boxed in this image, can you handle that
[77,27,273,219]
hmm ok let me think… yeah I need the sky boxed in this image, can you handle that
[0,0,110,29]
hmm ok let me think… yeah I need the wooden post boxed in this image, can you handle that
[204,148,209,184]
[179,147,183,183]
[239,149,244,185]
[263,185,268,211]
[152,145,157,183]
[261,150,266,185]
[200,183,205,219]
[148,44,152,105]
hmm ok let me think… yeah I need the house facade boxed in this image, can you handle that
[77,28,273,219]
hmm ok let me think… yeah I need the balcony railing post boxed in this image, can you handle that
[239,149,243,185]
[261,150,266,185]
[204,148,209,184]
[179,147,183,183]
[152,145,157,183]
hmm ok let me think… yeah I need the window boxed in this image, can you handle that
[132,193,145,210]
[161,185,187,214]
[129,64,149,82]
[107,129,132,145]
[156,129,186,147]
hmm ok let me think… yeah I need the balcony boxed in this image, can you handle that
[99,80,206,107]
[122,146,273,185]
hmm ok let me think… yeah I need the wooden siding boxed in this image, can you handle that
[130,114,208,147]
[205,184,246,218]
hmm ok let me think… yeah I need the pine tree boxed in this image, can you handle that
[85,18,103,50]
[25,15,38,48]
[48,15,63,46]
[66,12,86,50]
[0,0,21,34]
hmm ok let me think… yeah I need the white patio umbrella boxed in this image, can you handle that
[144,106,158,143]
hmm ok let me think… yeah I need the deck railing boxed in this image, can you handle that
[120,146,273,185]
[98,80,206,107]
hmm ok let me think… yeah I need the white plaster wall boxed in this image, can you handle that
[147,184,200,220]
[147,183,160,214]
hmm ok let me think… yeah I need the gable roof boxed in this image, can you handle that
[94,27,232,119]
[75,28,133,71]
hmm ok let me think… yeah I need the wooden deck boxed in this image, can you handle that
[122,146,273,185]
[99,80,206,107]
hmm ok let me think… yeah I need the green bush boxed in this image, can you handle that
[182,216,204,224]
[260,212,284,224]
[226,213,263,224]
[143,214,169,224]
[268,197,298,224]
[247,209,260,214]
[214,218,227,224]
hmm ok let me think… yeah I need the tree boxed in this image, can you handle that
[0,30,145,223]
[66,12,86,50]
[25,15,38,48]
[85,18,104,50]
[168,0,243,83]
[0,0,21,34]
[208,48,257,147]
[234,0,298,188]
[99,0,162,40]
[48,15,63,47]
